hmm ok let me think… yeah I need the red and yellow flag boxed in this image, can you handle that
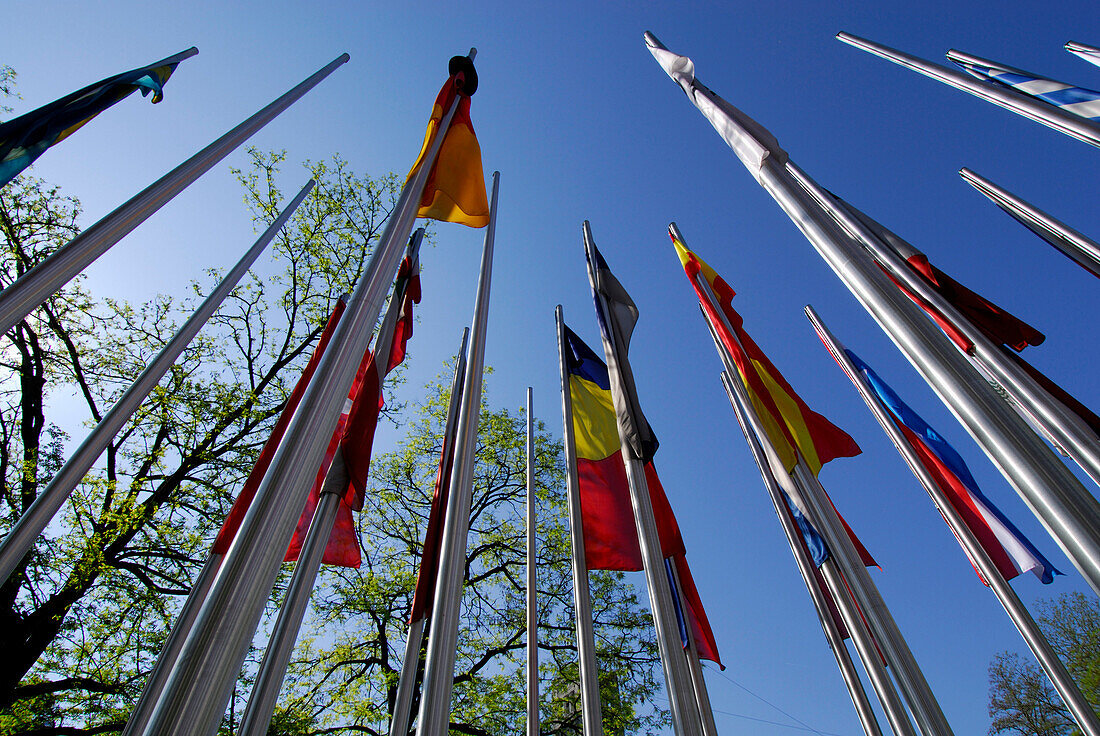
[672,233,860,476]
[406,72,489,228]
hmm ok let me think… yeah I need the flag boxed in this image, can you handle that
[585,237,659,463]
[405,57,489,228]
[776,491,851,639]
[847,349,1058,584]
[948,50,1100,121]
[0,49,194,188]
[564,325,685,570]
[835,196,1045,353]
[672,233,860,476]
[1066,41,1100,70]
[666,556,723,668]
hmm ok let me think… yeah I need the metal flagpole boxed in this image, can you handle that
[835,32,1100,149]
[666,562,719,736]
[389,328,469,736]
[645,31,1100,596]
[236,230,424,736]
[582,222,702,736]
[415,170,500,736]
[526,387,540,736]
[808,306,1100,736]
[1066,41,1100,70]
[0,55,349,337]
[0,179,315,585]
[554,305,604,736]
[134,52,476,736]
[959,167,1100,279]
[718,372,883,736]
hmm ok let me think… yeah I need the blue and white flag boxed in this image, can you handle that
[947,49,1100,121]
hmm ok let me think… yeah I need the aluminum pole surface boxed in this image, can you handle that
[668,562,718,736]
[835,32,1100,149]
[415,170,499,736]
[644,31,1100,595]
[808,306,1100,736]
[960,167,1100,279]
[554,305,604,736]
[526,387,540,736]
[719,371,883,736]
[0,55,348,337]
[389,327,469,736]
[134,55,473,735]
[0,179,315,585]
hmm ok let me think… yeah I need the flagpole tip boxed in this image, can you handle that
[643,31,664,50]
[182,46,199,58]
[337,53,351,64]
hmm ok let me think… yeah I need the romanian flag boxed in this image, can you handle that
[672,231,860,476]
[848,349,1058,585]
[564,325,684,570]
[666,556,723,668]
[0,48,195,188]
[405,57,489,228]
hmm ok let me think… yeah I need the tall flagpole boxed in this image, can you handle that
[645,31,1100,596]
[718,372,883,736]
[415,170,500,736]
[835,32,1100,149]
[554,305,604,736]
[134,52,477,736]
[666,562,718,736]
[526,387,540,736]
[236,230,424,736]
[959,167,1100,279]
[808,306,1100,736]
[0,55,349,337]
[0,179,315,585]
[582,222,701,736]
[389,328,468,736]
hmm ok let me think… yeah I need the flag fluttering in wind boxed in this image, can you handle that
[948,49,1100,121]
[672,233,860,475]
[666,556,723,668]
[563,325,685,570]
[0,48,196,188]
[847,350,1058,585]
[406,56,489,228]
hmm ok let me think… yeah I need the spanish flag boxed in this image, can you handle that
[672,231,860,476]
[405,58,489,228]
[0,47,195,189]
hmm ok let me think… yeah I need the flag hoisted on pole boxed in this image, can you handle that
[236,230,424,736]
[644,30,1100,596]
[0,53,350,339]
[582,221,702,736]
[554,306,605,736]
[133,49,484,736]
[836,32,1100,148]
[959,167,1100,279]
[808,306,1100,736]
[0,47,197,188]
[389,328,469,736]
[526,387,540,736]
[0,179,316,586]
[415,170,500,736]
[666,557,719,736]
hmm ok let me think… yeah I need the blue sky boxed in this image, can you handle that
[7,1,1100,734]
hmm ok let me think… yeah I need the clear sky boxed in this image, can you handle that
[6,1,1100,734]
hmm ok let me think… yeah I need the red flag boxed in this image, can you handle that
[672,555,723,668]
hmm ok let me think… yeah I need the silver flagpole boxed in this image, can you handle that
[526,387,540,736]
[666,561,718,736]
[718,371,883,736]
[554,305,604,736]
[959,167,1100,279]
[415,170,500,736]
[0,179,315,585]
[0,55,349,337]
[389,328,469,736]
[236,230,424,736]
[582,222,701,736]
[135,52,476,736]
[802,175,1100,494]
[645,31,1100,596]
[1066,41,1100,69]
[807,306,1100,736]
[834,33,1100,149]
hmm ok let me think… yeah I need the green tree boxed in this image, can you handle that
[989,593,1100,736]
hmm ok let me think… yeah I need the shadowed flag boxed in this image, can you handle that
[948,49,1100,121]
[666,556,723,668]
[0,48,196,188]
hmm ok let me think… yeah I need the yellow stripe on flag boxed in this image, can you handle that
[569,375,621,462]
